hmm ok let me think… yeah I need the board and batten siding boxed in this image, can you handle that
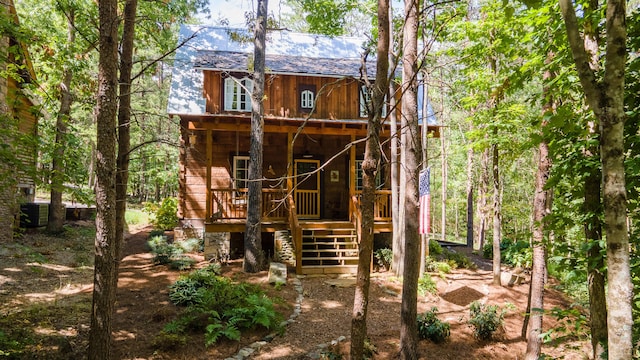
[203,71,363,120]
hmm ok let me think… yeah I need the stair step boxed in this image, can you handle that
[301,256,359,261]
[302,249,358,253]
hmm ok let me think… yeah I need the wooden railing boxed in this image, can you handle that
[353,190,392,221]
[350,195,362,243]
[208,188,287,221]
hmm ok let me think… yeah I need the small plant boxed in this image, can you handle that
[148,235,183,265]
[168,255,196,270]
[417,307,451,343]
[468,301,509,340]
[374,248,393,270]
[443,249,477,269]
[418,273,438,296]
[146,197,179,230]
[429,240,443,255]
[177,237,203,253]
[424,256,452,274]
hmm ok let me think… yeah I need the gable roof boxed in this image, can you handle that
[168,25,376,116]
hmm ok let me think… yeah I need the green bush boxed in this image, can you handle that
[146,197,179,230]
[374,248,393,270]
[424,256,453,274]
[417,307,451,343]
[468,301,509,340]
[443,249,476,269]
[148,235,181,265]
[429,240,443,256]
[177,238,203,253]
[483,239,531,269]
[162,265,283,347]
[418,273,438,296]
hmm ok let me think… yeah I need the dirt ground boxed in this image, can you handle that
[0,222,591,359]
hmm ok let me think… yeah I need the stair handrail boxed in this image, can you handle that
[287,194,303,274]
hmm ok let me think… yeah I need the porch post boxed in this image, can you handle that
[349,134,356,219]
[205,129,212,220]
[287,131,293,192]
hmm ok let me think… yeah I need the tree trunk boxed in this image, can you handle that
[399,0,420,358]
[491,141,501,286]
[244,0,268,273]
[441,126,447,242]
[466,146,474,248]
[389,3,403,275]
[87,0,119,357]
[559,0,632,357]
[351,1,389,358]
[478,147,489,251]
[524,75,553,357]
[47,8,75,234]
[584,164,608,358]
[115,0,138,272]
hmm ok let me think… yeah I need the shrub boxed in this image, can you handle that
[147,197,179,230]
[374,248,393,270]
[429,240,443,256]
[417,307,451,343]
[418,273,438,296]
[178,237,202,253]
[443,249,476,269]
[164,265,283,347]
[468,301,509,340]
[148,235,182,265]
[425,256,453,274]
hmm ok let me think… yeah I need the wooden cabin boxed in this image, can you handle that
[0,0,39,242]
[167,26,438,273]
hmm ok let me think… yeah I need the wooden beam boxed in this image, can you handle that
[349,133,356,220]
[205,129,212,220]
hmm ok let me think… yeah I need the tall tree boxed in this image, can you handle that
[399,0,420,357]
[351,0,390,357]
[524,61,554,360]
[115,0,138,272]
[244,0,268,273]
[87,0,118,357]
[47,5,75,234]
[559,0,632,358]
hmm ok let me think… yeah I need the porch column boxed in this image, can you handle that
[349,133,356,218]
[287,131,293,192]
[205,129,212,220]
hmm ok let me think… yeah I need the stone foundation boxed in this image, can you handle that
[204,232,231,263]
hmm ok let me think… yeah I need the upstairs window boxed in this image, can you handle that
[301,90,315,109]
[359,85,387,118]
[299,84,316,113]
[224,76,253,111]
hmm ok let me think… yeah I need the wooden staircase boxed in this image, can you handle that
[298,221,359,274]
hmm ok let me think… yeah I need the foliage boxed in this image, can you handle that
[429,240,443,256]
[374,248,392,270]
[424,257,452,274]
[178,237,203,253]
[468,301,510,341]
[417,307,451,343]
[146,197,179,230]
[0,330,23,356]
[483,239,531,269]
[125,208,149,227]
[161,265,283,348]
[442,249,476,270]
[539,307,589,344]
[147,235,181,265]
[418,273,438,296]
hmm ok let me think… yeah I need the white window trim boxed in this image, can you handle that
[359,85,387,118]
[232,155,250,191]
[224,76,253,112]
[301,89,315,109]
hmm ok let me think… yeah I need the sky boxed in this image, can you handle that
[204,0,291,28]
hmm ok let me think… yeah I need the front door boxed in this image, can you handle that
[294,159,320,219]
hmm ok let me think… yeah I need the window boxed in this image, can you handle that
[300,89,314,109]
[299,84,316,113]
[359,85,387,118]
[224,76,253,111]
[233,156,250,190]
[355,160,383,191]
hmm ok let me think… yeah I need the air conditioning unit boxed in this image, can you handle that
[20,203,49,228]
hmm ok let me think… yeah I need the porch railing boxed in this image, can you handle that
[353,190,392,221]
[208,188,288,221]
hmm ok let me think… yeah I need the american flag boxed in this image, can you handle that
[419,168,431,234]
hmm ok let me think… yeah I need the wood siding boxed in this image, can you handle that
[204,72,367,120]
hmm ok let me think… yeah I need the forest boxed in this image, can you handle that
[0,0,639,359]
